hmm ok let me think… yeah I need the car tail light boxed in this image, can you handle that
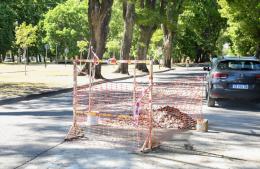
[212,72,228,79]
[256,75,260,80]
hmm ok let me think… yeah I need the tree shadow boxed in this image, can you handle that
[216,100,260,111]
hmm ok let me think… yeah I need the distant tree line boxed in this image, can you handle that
[0,0,259,78]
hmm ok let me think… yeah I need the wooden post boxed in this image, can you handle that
[148,60,153,149]
[196,119,208,132]
[73,61,78,126]
[133,61,137,115]
[88,61,92,113]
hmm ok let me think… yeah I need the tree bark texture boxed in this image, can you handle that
[162,25,173,68]
[136,0,157,72]
[136,25,156,72]
[115,1,135,74]
[195,47,202,63]
[162,0,184,68]
[88,0,113,79]
[23,48,28,64]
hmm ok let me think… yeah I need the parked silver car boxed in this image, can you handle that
[206,56,260,107]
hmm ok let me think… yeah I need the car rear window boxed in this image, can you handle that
[217,60,260,70]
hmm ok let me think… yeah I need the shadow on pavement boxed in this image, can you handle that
[205,100,260,136]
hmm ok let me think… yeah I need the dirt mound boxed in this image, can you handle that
[152,106,196,129]
[99,106,196,130]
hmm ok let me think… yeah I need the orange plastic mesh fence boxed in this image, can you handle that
[65,60,204,151]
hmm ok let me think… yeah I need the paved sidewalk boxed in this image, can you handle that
[19,126,260,169]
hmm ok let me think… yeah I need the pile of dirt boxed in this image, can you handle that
[152,106,196,129]
[99,106,196,130]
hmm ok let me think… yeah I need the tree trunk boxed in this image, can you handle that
[195,47,202,63]
[26,48,30,64]
[87,0,113,79]
[39,54,42,62]
[201,51,209,62]
[115,1,135,74]
[23,48,27,64]
[135,0,158,72]
[136,25,156,72]
[162,0,184,68]
[43,52,46,65]
[1,53,6,62]
[11,53,15,62]
[162,25,173,68]
[17,49,21,63]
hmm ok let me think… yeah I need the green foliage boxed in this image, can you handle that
[218,0,259,56]
[162,0,184,31]
[15,22,37,49]
[1,0,258,64]
[149,29,163,60]
[13,0,64,25]
[215,30,233,55]
[176,0,225,60]
[77,40,88,53]
[0,3,16,54]
[106,40,121,57]
[43,0,89,58]
[106,0,124,58]
[130,25,140,58]
[135,7,161,26]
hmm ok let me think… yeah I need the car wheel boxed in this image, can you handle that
[207,94,215,107]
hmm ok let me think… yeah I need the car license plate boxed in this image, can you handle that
[232,84,248,89]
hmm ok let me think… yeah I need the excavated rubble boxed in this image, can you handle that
[101,106,196,130]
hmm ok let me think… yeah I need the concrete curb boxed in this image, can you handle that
[0,68,173,106]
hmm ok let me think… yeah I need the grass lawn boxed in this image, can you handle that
[0,63,168,100]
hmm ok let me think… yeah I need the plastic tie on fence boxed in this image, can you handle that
[93,56,100,65]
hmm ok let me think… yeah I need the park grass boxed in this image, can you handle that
[0,82,50,100]
[0,64,169,100]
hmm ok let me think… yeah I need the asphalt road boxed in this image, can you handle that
[0,67,260,169]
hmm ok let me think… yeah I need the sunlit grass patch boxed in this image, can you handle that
[0,82,50,99]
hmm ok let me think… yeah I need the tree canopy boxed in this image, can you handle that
[218,0,260,57]
[43,0,89,57]
[15,22,38,49]
[0,0,258,74]
[0,3,16,56]
[176,0,225,62]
